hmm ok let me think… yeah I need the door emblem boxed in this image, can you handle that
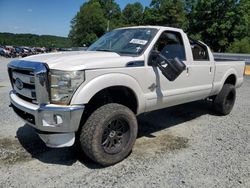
[15,78,24,90]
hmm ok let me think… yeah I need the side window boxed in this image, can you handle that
[153,31,186,61]
[189,39,209,61]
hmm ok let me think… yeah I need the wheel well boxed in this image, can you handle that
[85,86,138,115]
[224,74,236,86]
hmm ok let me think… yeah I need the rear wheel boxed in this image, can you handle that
[213,84,236,115]
[79,103,138,166]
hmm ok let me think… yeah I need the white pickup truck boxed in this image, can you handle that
[8,26,245,166]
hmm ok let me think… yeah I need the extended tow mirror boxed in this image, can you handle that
[148,50,159,66]
[149,50,186,81]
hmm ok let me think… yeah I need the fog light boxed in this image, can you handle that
[42,113,63,127]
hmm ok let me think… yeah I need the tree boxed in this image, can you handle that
[143,0,187,28]
[69,0,107,46]
[187,0,247,52]
[122,2,144,25]
[97,0,123,30]
[143,7,161,25]
[98,0,121,18]
[227,37,250,53]
[0,33,71,48]
[68,0,250,52]
[237,0,250,40]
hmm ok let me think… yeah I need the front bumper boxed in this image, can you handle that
[9,90,84,133]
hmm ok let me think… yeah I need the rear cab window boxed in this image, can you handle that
[189,39,209,61]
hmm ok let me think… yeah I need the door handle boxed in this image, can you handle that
[209,66,212,73]
[186,67,189,75]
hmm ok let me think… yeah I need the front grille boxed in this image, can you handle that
[8,60,50,104]
[9,69,37,102]
[16,93,34,103]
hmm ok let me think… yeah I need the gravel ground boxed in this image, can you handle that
[0,56,249,188]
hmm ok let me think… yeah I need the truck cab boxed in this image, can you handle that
[143,27,216,111]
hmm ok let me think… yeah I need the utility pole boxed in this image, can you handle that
[107,9,112,32]
[107,20,110,32]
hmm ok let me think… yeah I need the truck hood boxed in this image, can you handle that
[23,51,139,71]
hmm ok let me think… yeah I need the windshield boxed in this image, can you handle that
[87,28,158,55]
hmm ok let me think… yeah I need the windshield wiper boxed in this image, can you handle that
[96,49,113,52]
[96,49,121,55]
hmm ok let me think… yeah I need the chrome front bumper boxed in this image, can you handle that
[9,90,84,133]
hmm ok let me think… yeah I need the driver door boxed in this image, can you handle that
[145,30,195,111]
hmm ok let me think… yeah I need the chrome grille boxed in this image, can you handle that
[8,60,50,104]
[11,71,36,100]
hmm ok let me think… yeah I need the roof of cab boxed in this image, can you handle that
[115,25,184,32]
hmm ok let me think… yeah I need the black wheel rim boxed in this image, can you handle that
[102,117,130,154]
[225,91,235,108]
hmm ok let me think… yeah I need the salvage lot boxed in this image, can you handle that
[0,57,249,187]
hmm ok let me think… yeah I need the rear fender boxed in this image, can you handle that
[212,68,237,95]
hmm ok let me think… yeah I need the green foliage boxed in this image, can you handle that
[227,37,250,53]
[187,0,249,52]
[144,0,187,28]
[98,0,121,18]
[98,0,123,30]
[0,33,71,48]
[143,6,165,25]
[68,0,250,53]
[122,2,144,25]
[1,0,249,53]
[68,0,107,46]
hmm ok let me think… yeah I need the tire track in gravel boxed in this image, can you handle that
[0,138,32,165]
[133,134,188,157]
[0,132,188,167]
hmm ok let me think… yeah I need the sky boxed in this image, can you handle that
[0,0,150,37]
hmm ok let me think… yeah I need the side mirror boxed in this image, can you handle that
[149,51,186,81]
[148,50,159,66]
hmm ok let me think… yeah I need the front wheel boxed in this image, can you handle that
[213,84,236,115]
[79,103,138,166]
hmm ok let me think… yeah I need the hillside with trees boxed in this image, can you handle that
[69,0,250,53]
[0,33,71,48]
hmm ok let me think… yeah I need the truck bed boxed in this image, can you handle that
[210,60,245,96]
[214,58,240,62]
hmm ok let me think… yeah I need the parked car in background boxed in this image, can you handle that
[0,46,5,56]
[0,46,11,57]
[13,46,23,57]
[0,45,54,58]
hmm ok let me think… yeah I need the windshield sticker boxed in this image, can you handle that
[129,39,148,45]
[136,46,142,52]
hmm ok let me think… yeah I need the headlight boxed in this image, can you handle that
[50,70,85,104]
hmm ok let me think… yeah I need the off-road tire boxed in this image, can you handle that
[79,103,138,166]
[213,84,236,115]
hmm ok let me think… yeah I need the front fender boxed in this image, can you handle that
[70,73,146,114]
